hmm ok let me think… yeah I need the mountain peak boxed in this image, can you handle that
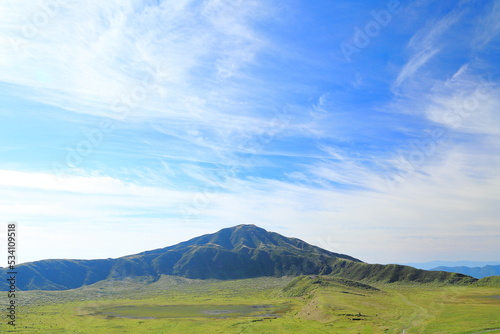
[176,225,358,261]
[0,225,476,291]
[232,224,261,229]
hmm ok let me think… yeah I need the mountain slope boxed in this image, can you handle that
[325,260,476,284]
[475,276,500,287]
[0,224,477,290]
[0,225,358,290]
[430,265,500,279]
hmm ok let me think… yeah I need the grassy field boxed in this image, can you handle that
[1,275,499,333]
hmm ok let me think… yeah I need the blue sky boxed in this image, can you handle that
[1,0,499,265]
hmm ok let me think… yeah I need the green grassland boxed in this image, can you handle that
[1,275,499,333]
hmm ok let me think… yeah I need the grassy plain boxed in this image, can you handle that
[1,275,499,333]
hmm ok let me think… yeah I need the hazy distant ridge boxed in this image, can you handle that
[401,261,500,270]
[430,265,500,279]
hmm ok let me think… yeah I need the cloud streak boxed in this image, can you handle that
[0,0,269,122]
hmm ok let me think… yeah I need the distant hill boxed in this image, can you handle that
[399,261,500,270]
[0,224,477,290]
[430,265,500,279]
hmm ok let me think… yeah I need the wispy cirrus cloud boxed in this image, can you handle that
[0,0,269,121]
[472,0,500,50]
[393,7,463,90]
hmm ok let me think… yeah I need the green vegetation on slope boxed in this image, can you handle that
[326,259,478,285]
[475,275,500,287]
[282,275,379,297]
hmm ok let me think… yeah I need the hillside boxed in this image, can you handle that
[326,260,476,284]
[0,224,477,290]
[475,276,500,287]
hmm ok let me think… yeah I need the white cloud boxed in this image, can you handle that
[393,48,439,89]
[472,0,500,50]
[393,8,463,90]
[0,169,192,225]
[425,70,500,136]
[0,0,269,121]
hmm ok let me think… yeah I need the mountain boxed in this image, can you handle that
[430,265,500,279]
[0,224,477,291]
[400,261,500,270]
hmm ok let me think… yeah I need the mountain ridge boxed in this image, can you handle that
[0,224,477,290]
[430,264,500,279]
[400,261,500,270]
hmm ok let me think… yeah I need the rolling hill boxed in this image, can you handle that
[0,224,477,290]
